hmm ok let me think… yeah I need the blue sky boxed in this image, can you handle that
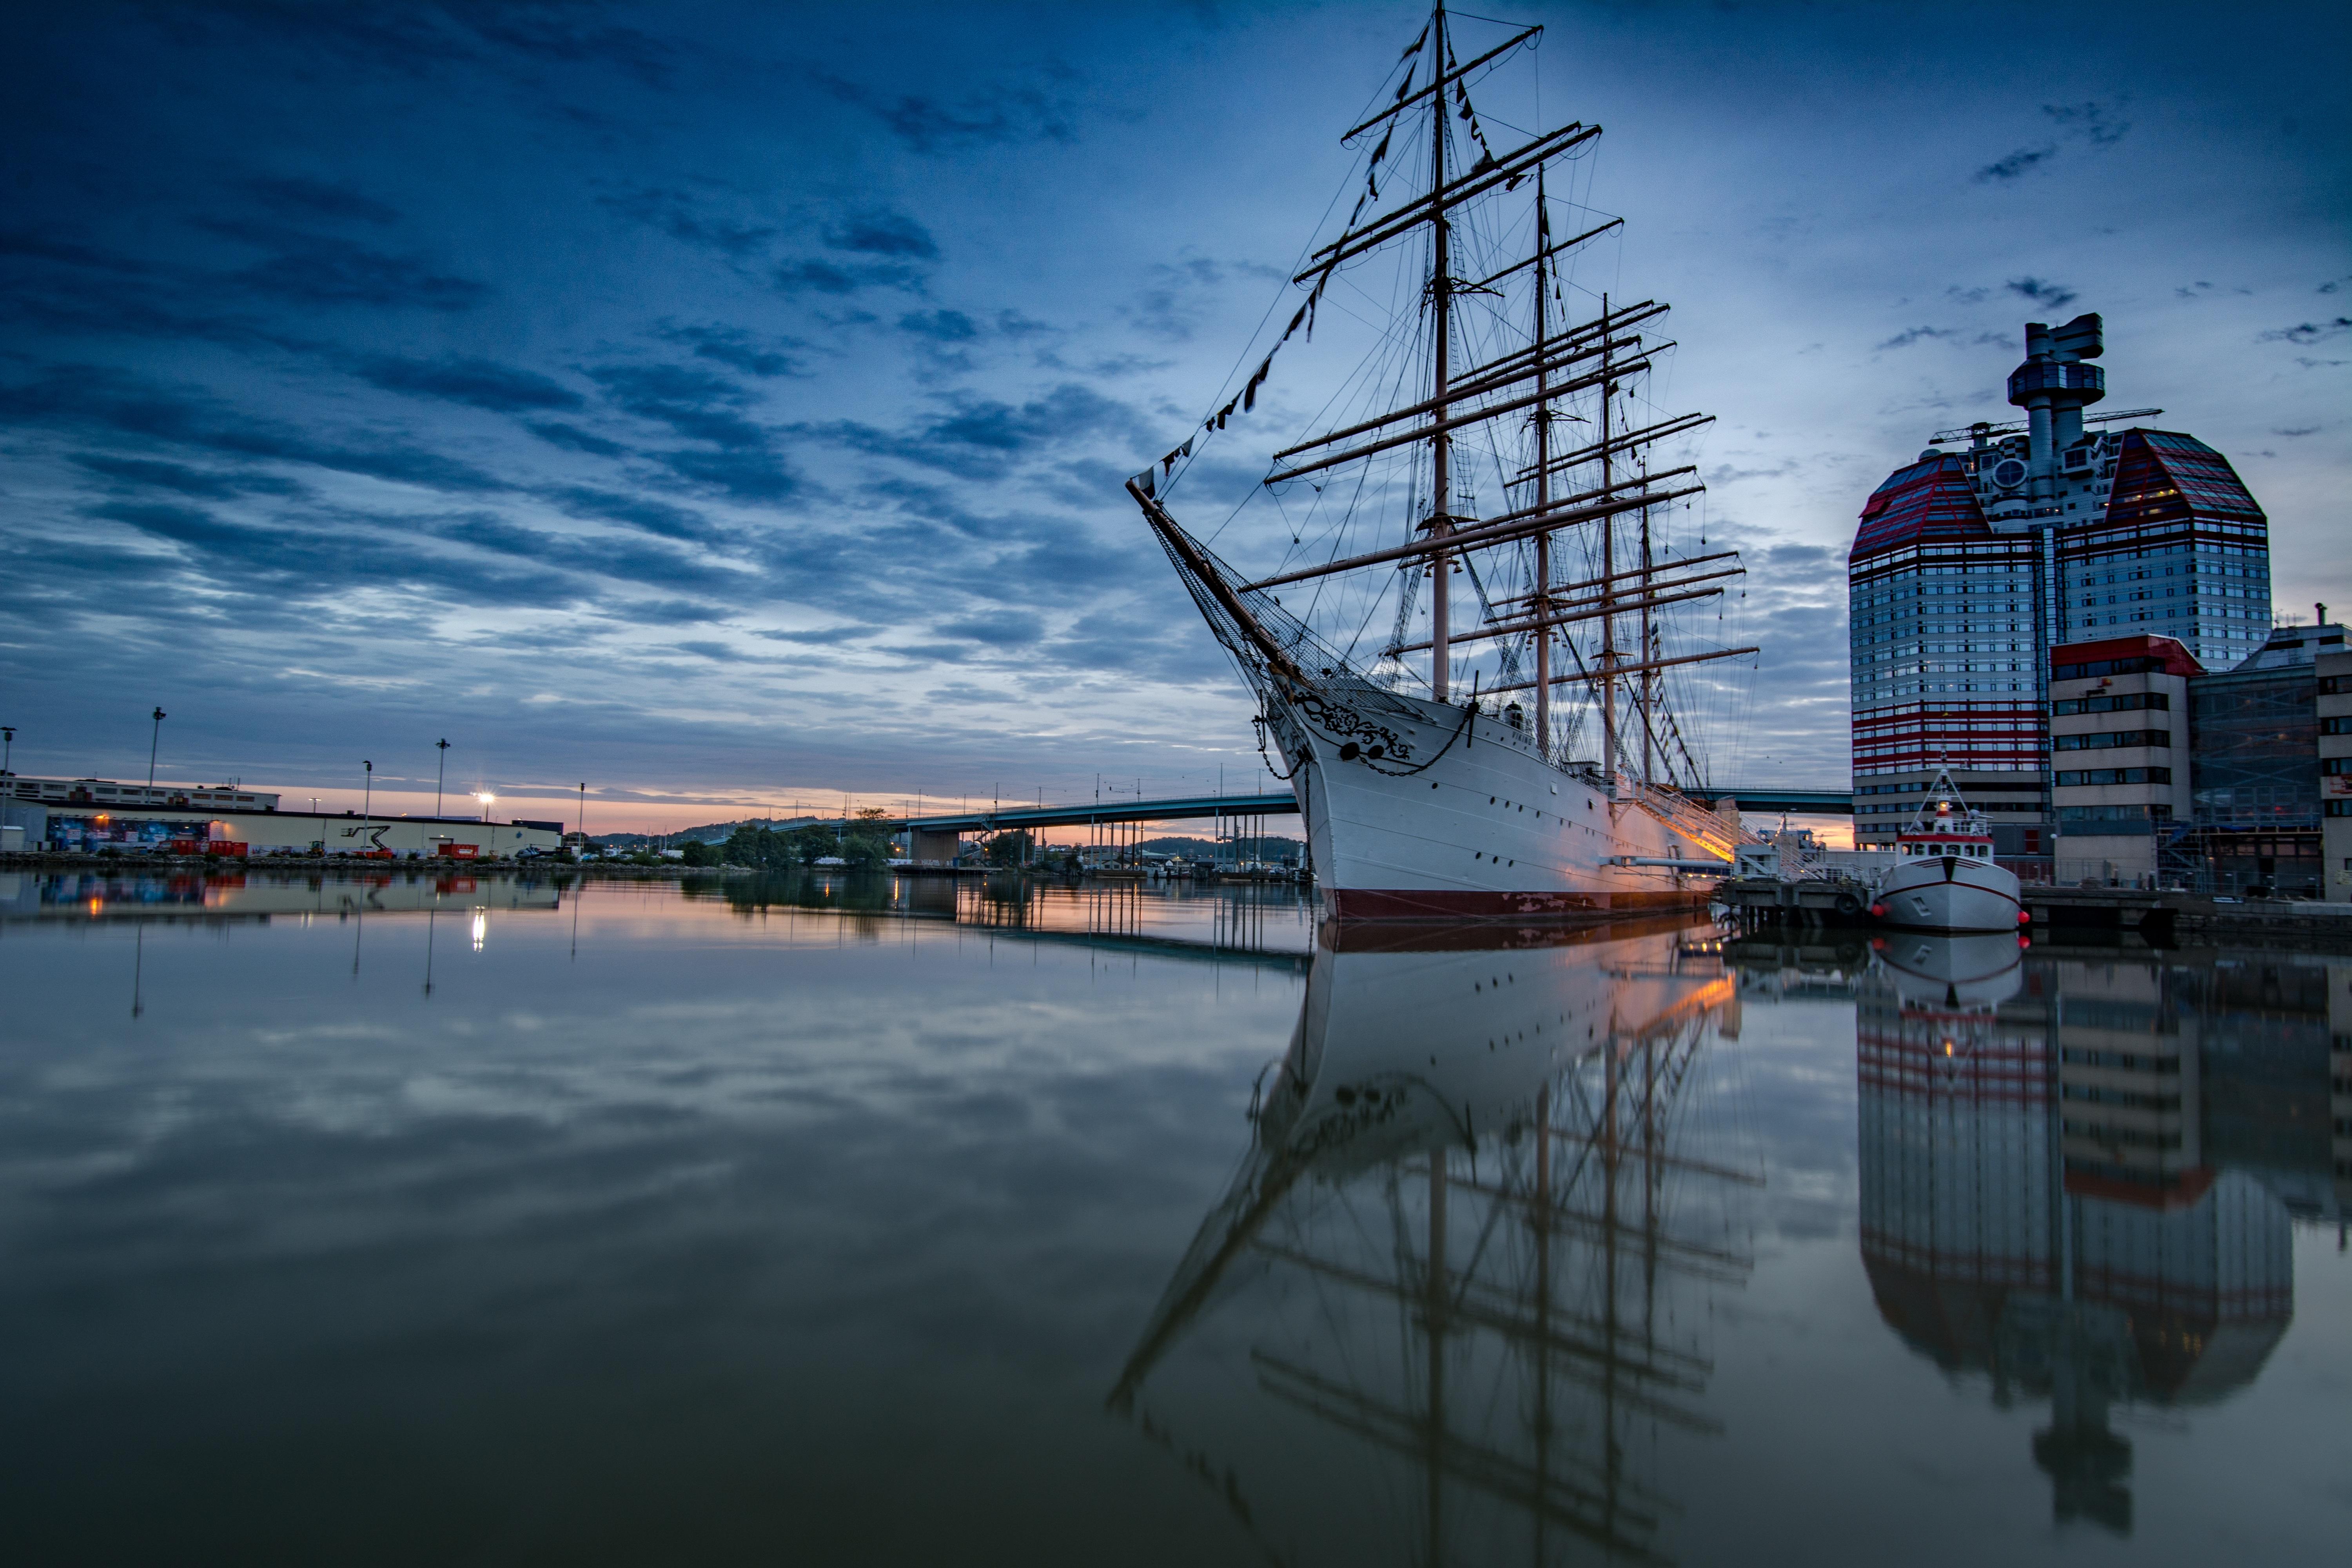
[3,1,2344,828]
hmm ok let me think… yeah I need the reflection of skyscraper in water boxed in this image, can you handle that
[1857,938,2309,1534]
[1113,919,1754,1566]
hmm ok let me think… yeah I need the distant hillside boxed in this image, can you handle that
[1139,835,1302,859]
[594,817,821,847]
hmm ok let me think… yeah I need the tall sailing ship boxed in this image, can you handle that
[1130,6,1755,919]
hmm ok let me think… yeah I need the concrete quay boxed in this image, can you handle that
[1717,873,2352,952]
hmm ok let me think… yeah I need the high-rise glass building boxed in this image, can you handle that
[1847,313,2274,856]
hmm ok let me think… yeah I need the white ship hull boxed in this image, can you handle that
[1871,855,2022,933]
[1260,682,1735,920]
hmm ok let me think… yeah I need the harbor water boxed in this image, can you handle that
[2,869,2344,1565]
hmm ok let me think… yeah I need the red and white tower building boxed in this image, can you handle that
[1847,314,2274,858]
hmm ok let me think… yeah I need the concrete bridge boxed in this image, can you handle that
[896,784,1851,860]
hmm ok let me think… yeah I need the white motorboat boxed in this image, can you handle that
[1869,770,2026,933]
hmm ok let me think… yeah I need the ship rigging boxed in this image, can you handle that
[1127,4,1759,919]
[1131,4,1751,791]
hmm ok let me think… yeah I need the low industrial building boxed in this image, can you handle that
[2048,622,2342,893]
[2322,645,2352,893]
[0,773,564,858]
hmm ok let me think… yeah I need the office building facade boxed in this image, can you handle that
[1849,312,2274,860]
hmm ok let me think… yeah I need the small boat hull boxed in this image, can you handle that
[1873,855,2022,933]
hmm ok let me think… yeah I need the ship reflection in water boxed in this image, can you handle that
[1112,916,1757,1564]
[1857,931,2317,1537]
[1120,917,2342,1563]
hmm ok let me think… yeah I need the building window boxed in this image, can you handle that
[2056,767,2173,786]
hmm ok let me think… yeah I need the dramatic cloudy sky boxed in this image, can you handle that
[3,1,2344,828]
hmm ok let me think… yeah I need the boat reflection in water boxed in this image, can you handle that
[1112,915,1754,1565]
[1858,933,2324,1535]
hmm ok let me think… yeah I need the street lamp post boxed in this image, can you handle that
[147,707,167,795]
[2,726,14,777]
[435,739,450,817]
[361,761,373,851]
[577,782,586,856]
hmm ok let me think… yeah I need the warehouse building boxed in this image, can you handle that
[0,773,563,858]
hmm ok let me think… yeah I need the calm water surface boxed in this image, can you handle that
[2,869,2345,1565]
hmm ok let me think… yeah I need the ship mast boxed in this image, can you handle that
[1598,295,1617,782]
[1178,5,1757,783]
[1532,176,1553,751]
[1639,466,1655,787]
[1426,3,1454,704]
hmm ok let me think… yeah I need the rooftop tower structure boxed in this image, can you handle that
[1847,314,2276,857]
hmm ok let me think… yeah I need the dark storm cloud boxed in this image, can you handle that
[813,68,1079,154]
[355,355,585,411]
[1,365,507,493]
[0,231,292,346]
[771,257,923,296]
[899,309,979,341]
[604,599,729,626]
[0,229,152,273]
[794,383,1140,483]
[459,4,676,85]
[758,625,881,645]
[663,446,803,503]
[526,421,630,458]
[71,454,305,499]
[925,383,1139,453]
[1125,256,1232,340]
[824,211,938,260]
[196,219,489,310]
[1874,326,1959,351]
[937,611,1045,647]
[670,639,755,661]
[87,498,574,606]
[157,0,675,88]
[2004,276,2078,311]
[546,485,724,544]
[2042,99,2131,145]
[1042,610,1227,681]
[1971,100,2127,187]
[588,363,765,447]
[1974,145,2055,183]
[601,186,777,257]
[2258,318,2352,345]
[434,512,737,595]
[993,310,1054,339]
[242,176,400,225]
[658,323,804,377]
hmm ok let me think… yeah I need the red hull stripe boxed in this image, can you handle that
[1327,887,1711,921]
